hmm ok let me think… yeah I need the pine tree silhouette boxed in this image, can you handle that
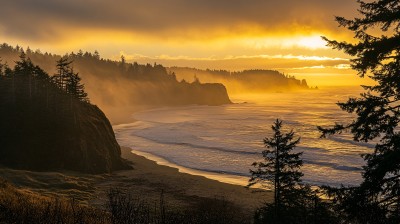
[248,119,302,222]
[319,0,400,223]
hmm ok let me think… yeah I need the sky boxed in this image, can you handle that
[0,0,373,86]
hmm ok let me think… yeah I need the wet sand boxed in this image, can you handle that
[108,147,272,210]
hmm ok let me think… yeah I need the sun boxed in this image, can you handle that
[296,36,328,50]
[242,34,329,51]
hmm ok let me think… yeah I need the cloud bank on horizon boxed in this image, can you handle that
[0,0,369,86]
[0,0,357,40]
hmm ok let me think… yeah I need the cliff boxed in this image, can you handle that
[0,57,129,173]
[174,81,231,106]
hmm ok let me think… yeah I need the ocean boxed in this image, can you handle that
[114,86,375,187]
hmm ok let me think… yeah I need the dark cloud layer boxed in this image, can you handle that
[0,0,358,41]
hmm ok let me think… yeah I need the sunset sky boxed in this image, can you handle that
[0,0,372,86]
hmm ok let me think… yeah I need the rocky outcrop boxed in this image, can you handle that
[61,102,130,173]
[0,69,130,174]
[0,98,129,173]
[176,81,232,106]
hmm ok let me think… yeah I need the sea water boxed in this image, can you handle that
[114,86,375,187]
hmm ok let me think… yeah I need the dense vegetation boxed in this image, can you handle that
[0,178,248,224]
[0,44,232,112]
[169,67,310,94]
[247,1,400,223]
[1,0,399,222]
[318,0,400,223]
[0,54,129,173]
[249,120,337,224]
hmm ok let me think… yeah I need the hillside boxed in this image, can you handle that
[168,67,310,94]
[0,55,129,173]
[0,44,232,120]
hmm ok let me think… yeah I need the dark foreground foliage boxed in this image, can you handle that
[0,179,108,224]
[254,187,338,224]
[319,0,400,223]
[108,189,249,224]
[249,120,338,224]
[0,179,249,224]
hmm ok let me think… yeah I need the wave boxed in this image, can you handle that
[133,134,362,172]
[115,87,367,187]
[133,134,260,155]
[303,159,362,171]
[329,136,375,148]
[186,167,249,177]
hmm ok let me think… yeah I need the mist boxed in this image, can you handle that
[168,67,310,96]
[0,44,232,123]
[0,43,315,123]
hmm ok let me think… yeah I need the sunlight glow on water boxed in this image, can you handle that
[114,86,373,187]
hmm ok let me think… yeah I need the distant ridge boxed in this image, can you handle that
[168,67,309,94]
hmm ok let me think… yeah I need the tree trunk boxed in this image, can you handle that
[275,142,280,221]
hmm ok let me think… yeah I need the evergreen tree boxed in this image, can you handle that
[14,53,34,76]
[319,0,400,223]
[53,57,88,102]
[13,53,37,99]
[77,49,84,57]
[3,64,12,77]
[53,57,72,91]
[65,67,88,102]
[248,119,303,222]
[250,120,338,223]
[0,59,3,77]
[94,50,100,60]
[120,55,126,75]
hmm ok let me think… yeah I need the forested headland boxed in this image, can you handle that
[0,54,129,173]
[169,67,310,94]
[0,44,232,115]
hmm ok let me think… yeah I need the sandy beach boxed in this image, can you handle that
[114,147,271,209]
[0,146,272,216]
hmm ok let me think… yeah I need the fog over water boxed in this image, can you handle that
[115,86,374,187]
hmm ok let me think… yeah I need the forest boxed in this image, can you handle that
[0,0,399,223]
[0,54,129,173]
[0,44,232,117]
[169,67,310,94]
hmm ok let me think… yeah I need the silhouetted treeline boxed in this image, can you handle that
[0,43,232,114]
[0,54,129,173]
[169,67,309,94]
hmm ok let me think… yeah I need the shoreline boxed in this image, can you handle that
[0,147,272,214]
[0,146,272,216]
[116,146,272,212]
[130,149,250,187]
[111,107,256,187]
